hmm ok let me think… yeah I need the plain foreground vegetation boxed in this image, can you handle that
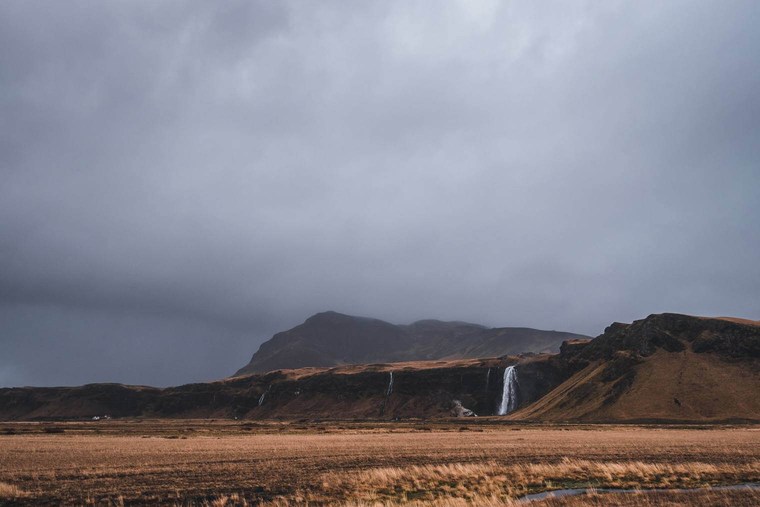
[0,420,758,505]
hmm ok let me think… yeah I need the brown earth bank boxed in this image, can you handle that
[507,313,760,422]
[0,313,758,422]
[0,421,758,506]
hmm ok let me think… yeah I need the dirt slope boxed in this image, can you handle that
[509,313,760,422]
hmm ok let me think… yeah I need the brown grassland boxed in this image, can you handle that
[0,420,758,506]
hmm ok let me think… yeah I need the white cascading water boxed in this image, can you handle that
[497,366,518,415]
[485,368,492,392]
[258,385,271,406]
[380,371,394,416]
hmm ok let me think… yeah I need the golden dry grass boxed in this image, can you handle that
[709,316,760,327]
[233,357,507,382]
[243,488,760,507]
[317,458,760,504]
[0,421,757,505]
[0,480,28,499]
[508,350,760,422]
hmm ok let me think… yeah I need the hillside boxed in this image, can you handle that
[1,313,757,423]
[509,313,760,422]
[234,311,588,375]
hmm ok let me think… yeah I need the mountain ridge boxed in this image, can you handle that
[234,311,590,376]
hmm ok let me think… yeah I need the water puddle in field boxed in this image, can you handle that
[518,482,760,502]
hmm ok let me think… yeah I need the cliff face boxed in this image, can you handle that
[235,311,589,375]
[0,357,567,420]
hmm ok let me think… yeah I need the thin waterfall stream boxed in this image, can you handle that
[379,371,394,416]
[258,385,271,406]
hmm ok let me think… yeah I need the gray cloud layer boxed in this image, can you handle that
[1,1,758,387]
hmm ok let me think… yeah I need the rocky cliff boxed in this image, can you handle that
[0,358,547,420]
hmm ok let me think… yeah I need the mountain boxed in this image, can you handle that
[1,313,757,422]
[234,311,589,375]
[509,313,760,422]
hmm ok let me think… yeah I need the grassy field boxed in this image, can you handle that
[0,420,758,505]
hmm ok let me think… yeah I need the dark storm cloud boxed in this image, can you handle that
[1,1,758,386]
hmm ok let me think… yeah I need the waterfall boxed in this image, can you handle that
[258,385,271,406]
[497,366,518,415]
[485,368,492,392]
[380,371,394,417]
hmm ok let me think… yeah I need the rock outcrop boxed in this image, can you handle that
[451,399,477,417]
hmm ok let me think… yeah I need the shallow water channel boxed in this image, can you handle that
[518,482,760,502]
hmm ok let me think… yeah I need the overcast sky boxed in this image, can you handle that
[1,1,758,387]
